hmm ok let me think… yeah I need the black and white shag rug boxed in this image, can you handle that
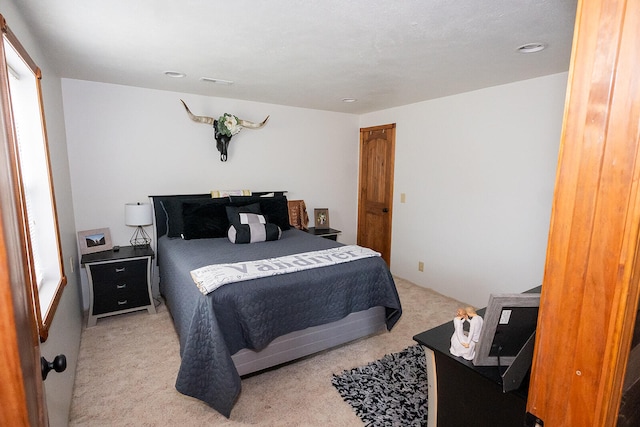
[331,345,428,426]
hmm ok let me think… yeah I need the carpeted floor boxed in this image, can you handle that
[69,277,462,426]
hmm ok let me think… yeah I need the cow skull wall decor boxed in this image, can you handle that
[180,100,269,161]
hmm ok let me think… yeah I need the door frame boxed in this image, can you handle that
[527,0,640,425]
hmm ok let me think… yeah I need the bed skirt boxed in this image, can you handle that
[232,306,386,375]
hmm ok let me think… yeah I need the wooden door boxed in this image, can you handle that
[527,0,640,425]
[0,217,45,427]
[357,124,395,265]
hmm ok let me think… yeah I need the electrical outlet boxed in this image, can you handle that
[418,261,424,272]
[69,256,74,273]
[401,193,406,203]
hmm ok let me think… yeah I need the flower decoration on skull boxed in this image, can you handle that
[217,113,242,137]
[180,100,269,161]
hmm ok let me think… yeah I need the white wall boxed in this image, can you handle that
[361,73,568,307]
[63,74,567,310]
[61,79,361,307]
[3,2,83,426]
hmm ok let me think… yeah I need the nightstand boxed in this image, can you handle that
[81,246,156,327]
[306,227,342,241]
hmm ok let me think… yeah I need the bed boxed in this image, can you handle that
[149,192,402,417]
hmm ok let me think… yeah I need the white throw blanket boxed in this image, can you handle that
[191,245,380,295]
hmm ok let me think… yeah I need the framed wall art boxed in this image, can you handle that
[77,228,113,255]
[314,208,330,230]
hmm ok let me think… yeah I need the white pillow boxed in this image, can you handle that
[239,213,266,225]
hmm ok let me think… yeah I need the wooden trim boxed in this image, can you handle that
[0,14,46,426]
[527,0,640,425]
[361,123,396,133]
[0,195,29,426]
[0,203,32,425]
[1,15,67,342]
[1,15,40,76]
[33,70,67,342]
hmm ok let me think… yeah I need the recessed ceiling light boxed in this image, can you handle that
[200,77,234,85]
[517,43,547,54]
[164,71,186,78]
[341,97,357,103]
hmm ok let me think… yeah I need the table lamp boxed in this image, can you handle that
[125,202,152,248]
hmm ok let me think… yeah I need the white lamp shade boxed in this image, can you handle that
[125,203,153,226]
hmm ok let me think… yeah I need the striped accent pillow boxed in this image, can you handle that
[228,223,281,244]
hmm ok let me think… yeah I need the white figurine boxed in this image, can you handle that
[464,306,483,360]
[449,308,470,357]
[449,306,483,360]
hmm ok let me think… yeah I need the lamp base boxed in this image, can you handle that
[130,226,151,248]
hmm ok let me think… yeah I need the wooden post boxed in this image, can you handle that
[527,0,640,425]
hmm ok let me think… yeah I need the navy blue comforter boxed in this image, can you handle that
[158,229,402,417]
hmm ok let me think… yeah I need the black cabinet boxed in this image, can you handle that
[413,290,541,427]
[82,246,155,326]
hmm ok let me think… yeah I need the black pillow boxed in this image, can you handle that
[162,197,234,238]
[228,223,282,244]
[160,198,199,238]
[182,202,230,240]
[228,195,291,231]
[225,203,262,226]
[257,196,291,231]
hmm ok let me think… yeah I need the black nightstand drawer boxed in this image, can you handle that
[92,286,151,315]
[89,259,147,296]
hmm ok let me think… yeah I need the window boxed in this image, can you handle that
[1,16,66,342]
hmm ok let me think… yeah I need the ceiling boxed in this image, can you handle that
[11,0,577,114]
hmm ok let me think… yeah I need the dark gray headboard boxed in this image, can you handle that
[148,191,287,238]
